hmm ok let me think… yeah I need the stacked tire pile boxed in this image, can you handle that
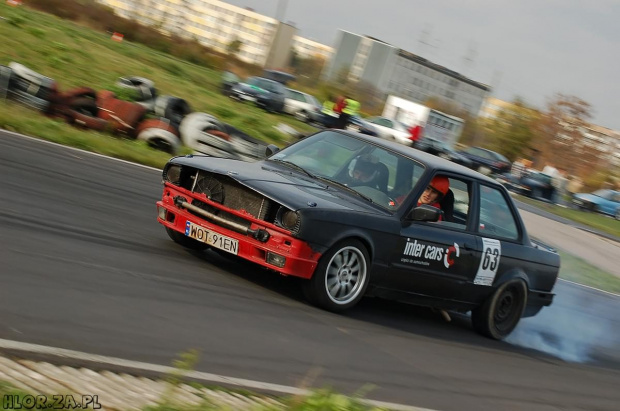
[1,63,58,113]
[1,63,271,159]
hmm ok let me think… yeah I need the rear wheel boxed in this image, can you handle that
[471,279,527,340]
[302,239,370,312]
[616,209,620,220]
[165,227,208,251]
[294,110,308,122]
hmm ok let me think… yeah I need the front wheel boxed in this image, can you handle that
[471,279,528,340]
[302,239,370,312]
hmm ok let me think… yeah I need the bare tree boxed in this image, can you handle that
[536,94,594,177]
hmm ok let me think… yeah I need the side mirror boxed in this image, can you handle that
[265,144,280,157]
[406,205,444,222]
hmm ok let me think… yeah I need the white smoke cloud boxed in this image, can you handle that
[507,281,620,364]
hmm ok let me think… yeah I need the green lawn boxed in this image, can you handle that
[0,2,316,152]
[513,194,620,239]
[557,250,620,294]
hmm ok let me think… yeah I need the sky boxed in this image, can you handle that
[223,0,620,130]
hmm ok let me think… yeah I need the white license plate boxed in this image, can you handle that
[240,94,256,102]
[185,222,239,255]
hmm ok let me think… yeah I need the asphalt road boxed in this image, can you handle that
[1,131,619,411]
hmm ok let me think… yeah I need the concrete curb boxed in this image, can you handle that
[0,339,436,411]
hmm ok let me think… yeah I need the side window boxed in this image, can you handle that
[478,185,519,240]
[438,177,471,230]
[385,119,394,128]
[413,175,472,230]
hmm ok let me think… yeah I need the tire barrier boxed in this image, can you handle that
[97,95,148,136]
[180,112,267,161]
[179,112,232,158]
[116,76,157,112]
[136,127,180,155]
[116,76,157,101]
[5,63,58,112]
[48,87,98,118]
[60,95,108,131]
[64,109,110,132]
[154,95,191,127]
[0,65,12,100]
[136,118,181,154]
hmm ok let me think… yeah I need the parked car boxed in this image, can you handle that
[157,130,559,340]
[457,146,511,175]
[220,71,240,96]
[365,116,413,145]
[312,112,379,136]
[496,171,554,202]
[229,76,286,112]
[572,189,620,219]
[415,137,473,168]
[283,89,322,122]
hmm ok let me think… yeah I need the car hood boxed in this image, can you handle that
[233,82,267,96]
[574,193,603,203]
[171,156,390,215]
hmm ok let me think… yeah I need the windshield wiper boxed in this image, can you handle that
[317,176,374,204]
[268,159,316,178]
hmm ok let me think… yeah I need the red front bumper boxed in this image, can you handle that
[156,185,321,279]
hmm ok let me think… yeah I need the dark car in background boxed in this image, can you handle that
[496,171,554,201]
[311,112,379,136]
[220,71,240,96]
[229,76,286,112]
[415,137,473,168]
[457,146,511,175]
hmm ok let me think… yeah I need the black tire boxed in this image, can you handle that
[70,97,98,117]
[294,110,308,122]
[471,279,528,340]
[302,239,370,312]
[165,227,208,251]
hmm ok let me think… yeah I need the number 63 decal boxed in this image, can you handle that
[474,238,502,286]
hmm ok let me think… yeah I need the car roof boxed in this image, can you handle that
[331,130,498,184]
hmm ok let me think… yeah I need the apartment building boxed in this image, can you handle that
[323,30,490,116]
[97,0,325,69]
[292,36,333,61]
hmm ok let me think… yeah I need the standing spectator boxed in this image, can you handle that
[339,96,360,129]
[409,122,424,147]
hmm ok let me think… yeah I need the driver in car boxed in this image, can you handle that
[415,176,450,221]
[350,156,379,186]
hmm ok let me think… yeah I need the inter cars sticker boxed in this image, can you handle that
[474,238,502,286]
[401,238,460,268]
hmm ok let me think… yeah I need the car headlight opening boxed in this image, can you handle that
[163,164,182,185]
[279,209,300,231]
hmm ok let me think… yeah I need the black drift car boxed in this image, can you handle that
[157,130,559,340]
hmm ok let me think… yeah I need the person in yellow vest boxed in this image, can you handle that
[339,96,360,129]
[321,95,340,128]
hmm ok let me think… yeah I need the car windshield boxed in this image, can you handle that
[268,131,426,210]
[308,95,321,108]
[245,77,260,87]
[491,151,510,162]
[592,189,611,199]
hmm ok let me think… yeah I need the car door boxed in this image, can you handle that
[598,190,615,215]
[381,174,483,302]
[469,182,535,302]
